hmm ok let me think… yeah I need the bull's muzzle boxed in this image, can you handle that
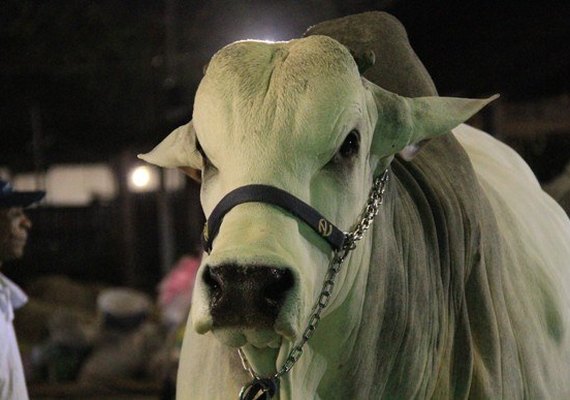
[204,264,294,328]
[199,184,346,338]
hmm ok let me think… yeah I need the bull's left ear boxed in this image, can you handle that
[138,121,202,182]
[368,82,498,161]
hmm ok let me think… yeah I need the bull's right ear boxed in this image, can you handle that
[138,121,202,182]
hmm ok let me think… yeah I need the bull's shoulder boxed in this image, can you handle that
[454,123,570,396]
[452,123,540,189]
[371,127,570,397]
[453,123,570,252]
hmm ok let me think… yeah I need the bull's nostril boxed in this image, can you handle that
[207,264,295,328]
[203,266,223,302]
[263,268,294,309]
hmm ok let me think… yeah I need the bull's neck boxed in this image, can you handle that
[305,235,375,398]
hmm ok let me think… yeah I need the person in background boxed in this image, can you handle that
[156,254,201,400]
[0,179,45,400]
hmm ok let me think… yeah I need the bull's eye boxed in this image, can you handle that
[196,139,213,169]
[337,129,360,160]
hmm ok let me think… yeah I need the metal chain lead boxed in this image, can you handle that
[238,169,389,395]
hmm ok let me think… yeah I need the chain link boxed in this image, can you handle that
[237,169,389,386]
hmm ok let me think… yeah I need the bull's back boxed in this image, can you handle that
[454,123,570,397]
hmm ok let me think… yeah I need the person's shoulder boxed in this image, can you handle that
[0,273,28,309]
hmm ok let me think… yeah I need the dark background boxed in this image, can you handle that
[2,0,569,170]
[1,0,569,289]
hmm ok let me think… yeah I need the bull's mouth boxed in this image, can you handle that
[210,313,298,349]
[212,327,283,349]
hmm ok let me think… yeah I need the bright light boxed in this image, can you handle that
[131,166,151,188]
[128,165,159,192]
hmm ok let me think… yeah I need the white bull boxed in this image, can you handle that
[141,33,570,399]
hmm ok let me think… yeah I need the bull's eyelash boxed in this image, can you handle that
[196,140,210,162]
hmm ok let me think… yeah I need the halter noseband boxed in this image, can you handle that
[202,184,346,253]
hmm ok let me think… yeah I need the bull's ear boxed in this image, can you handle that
[368,82,498,161]
[138,121,202,182]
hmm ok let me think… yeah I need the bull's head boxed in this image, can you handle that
[140,36,493,375]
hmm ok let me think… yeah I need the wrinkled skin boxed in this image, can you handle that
[141,36,570,399]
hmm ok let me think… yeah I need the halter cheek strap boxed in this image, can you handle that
[202,184,346,253]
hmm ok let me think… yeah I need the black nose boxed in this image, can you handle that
[203,264,294,328]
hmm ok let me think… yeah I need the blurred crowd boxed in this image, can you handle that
[20,255,199,399]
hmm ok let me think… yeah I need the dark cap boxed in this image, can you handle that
[0,180,46,208]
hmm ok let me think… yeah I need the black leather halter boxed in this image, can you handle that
[202,184,346,253]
